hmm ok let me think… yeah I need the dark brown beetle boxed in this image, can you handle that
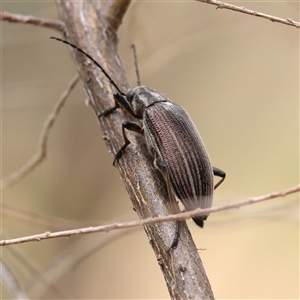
[50,37,226,248]
[110,86,226,228]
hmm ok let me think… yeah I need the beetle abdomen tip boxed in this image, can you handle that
[192,216,208,228]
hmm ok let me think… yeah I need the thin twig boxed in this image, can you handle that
[0,11,65,32]
[196,0,300,29]
[1,75,80,189]
[1,184,298,246]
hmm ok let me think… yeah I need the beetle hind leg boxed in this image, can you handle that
[154,156,182,251]
[167,220,181,252]
[213,166,226,190]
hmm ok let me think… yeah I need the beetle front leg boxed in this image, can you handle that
[98,92,139,118]
[98,105,119,117]
[213,166,226,190]
[98,93,122,118]
[113,121,144,166]
[114,93,141,119]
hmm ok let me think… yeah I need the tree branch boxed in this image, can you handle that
[0,11,65,32]
[196,0,300,29]
[2,184,298,246]
[50,1,215,299]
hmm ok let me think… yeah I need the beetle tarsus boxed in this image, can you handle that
[167,221,181,252]
[98,105,119,117]
[113,140,130,166]
[213,166,226,190]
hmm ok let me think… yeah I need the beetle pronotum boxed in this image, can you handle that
[50,37,226,249]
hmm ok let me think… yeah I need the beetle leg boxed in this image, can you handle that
[113,121,143,166]
[98,94,121,117]
[98,93,142,119]
[154,156,181,251]
[153,156,167,169]
[114,93,142,119]
[98,105,119,117]
[167,220,181,252]
[213,166,226,190]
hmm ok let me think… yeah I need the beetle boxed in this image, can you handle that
[50,37,226,247]
[109,86,226,228]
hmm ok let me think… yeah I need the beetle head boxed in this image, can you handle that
[126,86,169,118]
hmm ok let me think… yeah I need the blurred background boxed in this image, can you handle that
[2,1,299,299]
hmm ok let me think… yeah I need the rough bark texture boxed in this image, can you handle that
[55,1,214,299]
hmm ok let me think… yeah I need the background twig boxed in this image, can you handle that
[196,0,300,29]
[1,259,29,300]
[1,184,299,246]
[0,11,65,32]
[1,76,79,189]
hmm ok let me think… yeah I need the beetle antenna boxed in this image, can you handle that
[130,43,141,86]
[50,37,125,96]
